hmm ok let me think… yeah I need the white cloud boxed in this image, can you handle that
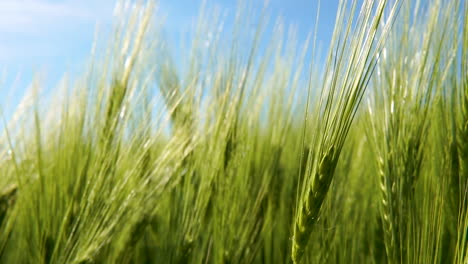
[0,0,116,63]
[0,0,112,34]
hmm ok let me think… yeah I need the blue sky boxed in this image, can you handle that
[0,0,342,112]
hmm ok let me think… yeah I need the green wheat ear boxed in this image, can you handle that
[291,0,400,262]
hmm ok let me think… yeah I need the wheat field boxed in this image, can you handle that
[0,0,466,263]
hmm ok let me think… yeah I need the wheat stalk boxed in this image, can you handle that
[291,0,400,262]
